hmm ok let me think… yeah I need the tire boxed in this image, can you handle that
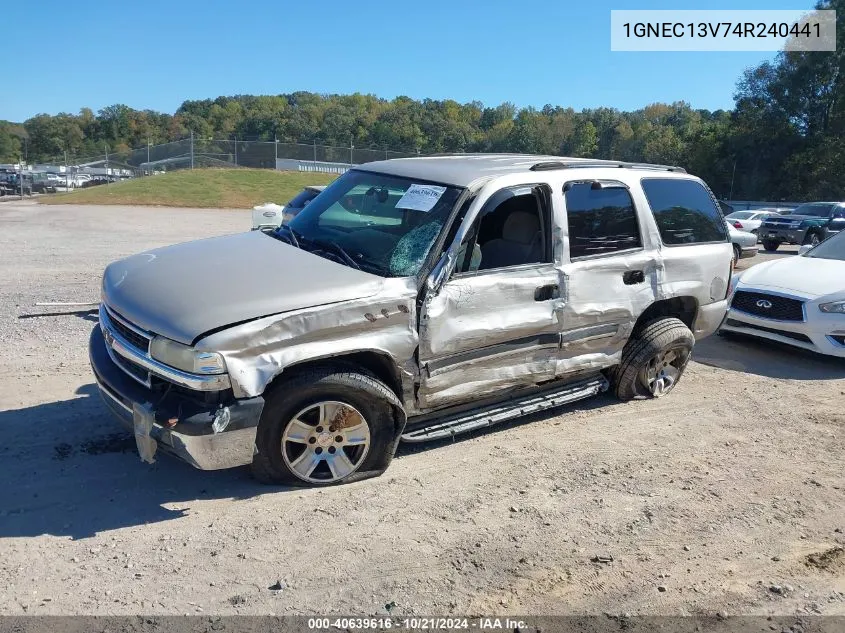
[611,317,695,401]
[251,365,402,486]
[762,240,779,252]
[732,244,741,267]
[804,232,821,247]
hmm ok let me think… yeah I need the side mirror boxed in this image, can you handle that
[798,244,813,255]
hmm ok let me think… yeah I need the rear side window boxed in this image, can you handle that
[641,178,727,245]
[564,183,642,259]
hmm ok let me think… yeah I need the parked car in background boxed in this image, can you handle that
[721,229,845,358]
[726,220,758,265]
[725,209,788,237]
[759,202,845,251]
[282,185,326,223]
[30,173,57,193]
[80,177,108,188]
[89,155,732,486]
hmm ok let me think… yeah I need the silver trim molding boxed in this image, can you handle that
[99,304,231,392]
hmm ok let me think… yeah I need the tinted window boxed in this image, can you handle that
[564,183,642,258]
[287,188,321,207]
[641,178,727,245]
[791,202,836,217]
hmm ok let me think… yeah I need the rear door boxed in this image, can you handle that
[556,180,660,365]
[640,177,733,330]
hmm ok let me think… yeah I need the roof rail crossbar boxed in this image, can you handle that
[530,160,686,173]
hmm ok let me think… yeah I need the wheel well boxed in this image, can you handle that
[273,351,403,400]
[633,296,698,335]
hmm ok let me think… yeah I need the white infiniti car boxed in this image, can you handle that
[721,230,845,357]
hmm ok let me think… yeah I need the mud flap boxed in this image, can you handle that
[132,402,158,464]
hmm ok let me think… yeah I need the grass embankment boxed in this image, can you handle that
[46,168,337,208]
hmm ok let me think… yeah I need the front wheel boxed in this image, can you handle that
[804,232,821,247]
[762,239,779,252]
[251,366,399,486]
[732,244,741,267]
[612,318,694,401]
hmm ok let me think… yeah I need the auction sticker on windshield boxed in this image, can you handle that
[396,184,447,212]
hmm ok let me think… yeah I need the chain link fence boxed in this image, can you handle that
[43,139,420,177]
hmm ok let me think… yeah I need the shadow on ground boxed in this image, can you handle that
[0,384,274,541]
[0,379,622,541]
[694,332,845,380]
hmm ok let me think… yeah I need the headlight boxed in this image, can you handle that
[819,301,845,314]
[790,221,803,228]
[149,337,227,374]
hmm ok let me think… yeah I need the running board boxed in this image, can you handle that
[401,375,609,443]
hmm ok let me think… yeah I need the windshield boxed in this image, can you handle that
[792,203,836,217]
[727,212,754,220]
[283,170,463,278]
[806,230,845,261]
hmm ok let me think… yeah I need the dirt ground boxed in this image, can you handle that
[0,201,843,617]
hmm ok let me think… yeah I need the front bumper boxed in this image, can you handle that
[720,303,845,358]
[739,245,757,259]
[760,227,803,244]
[89,326,264,469]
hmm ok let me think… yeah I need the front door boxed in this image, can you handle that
[417,184,562,411]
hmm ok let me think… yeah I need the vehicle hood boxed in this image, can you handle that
[102,231,385,344]
[762,214,826,223]
[737,255,845,298]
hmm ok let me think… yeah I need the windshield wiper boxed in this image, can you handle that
[306,238,362,270]
[274,224,300,248]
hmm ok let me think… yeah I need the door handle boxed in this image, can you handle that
[534,284,560,301]
[623,270,645,285]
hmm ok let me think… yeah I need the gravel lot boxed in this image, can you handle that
[0,201,843,617]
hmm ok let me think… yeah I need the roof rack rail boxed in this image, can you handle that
[530,160,686,173]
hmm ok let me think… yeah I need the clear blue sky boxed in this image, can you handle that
[0,0,815,122]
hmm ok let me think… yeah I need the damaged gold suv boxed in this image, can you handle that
[89,155,733,485]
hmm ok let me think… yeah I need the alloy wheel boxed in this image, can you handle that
[281,401,371,483]
[640,347,689,397]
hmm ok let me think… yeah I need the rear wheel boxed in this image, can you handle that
[732,244,741,267]
[612,318,694,401]
[252,367,398,486]
[762,239,780,252]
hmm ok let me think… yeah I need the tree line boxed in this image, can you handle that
[1,0,842,201]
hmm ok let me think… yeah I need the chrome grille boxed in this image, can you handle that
[731,291,805,322]
[105,306,151,352]
[112,352,151,386]
[101,304,154,387]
